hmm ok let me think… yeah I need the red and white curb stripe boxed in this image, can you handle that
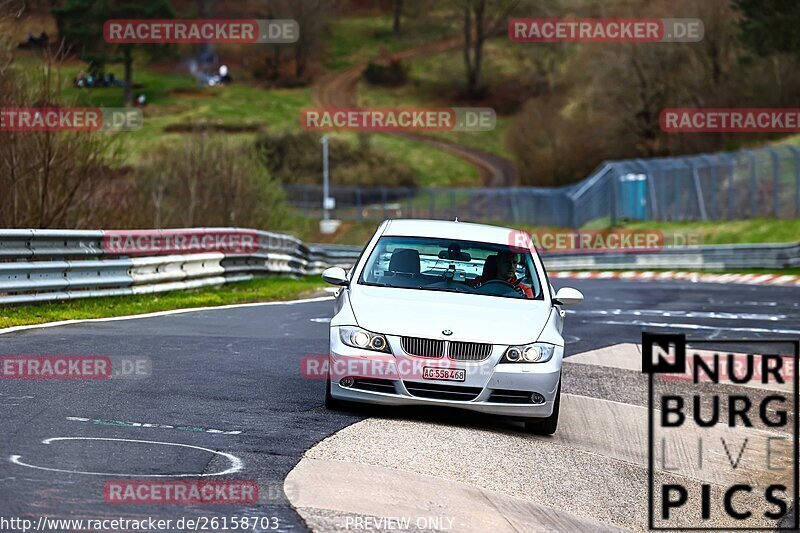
[551,271,800,286]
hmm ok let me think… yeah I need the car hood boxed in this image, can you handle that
[349,285,552,345]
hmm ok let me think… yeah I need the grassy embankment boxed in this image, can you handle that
[1,277,326,329]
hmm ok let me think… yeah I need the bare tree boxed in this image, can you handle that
[452,0,518,99]
[270,0,331,80]
[393,0,404,37]
[0,27,119,228]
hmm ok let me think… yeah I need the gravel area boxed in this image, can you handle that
[306,417,778,531]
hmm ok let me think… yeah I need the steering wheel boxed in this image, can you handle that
[478,279,525,296]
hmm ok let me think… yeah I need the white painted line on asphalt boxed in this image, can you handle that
[65,416,242,435]
[571,309,786,321]
[9,436,243,477]
[591,319,800,336]
[0,295,334,336]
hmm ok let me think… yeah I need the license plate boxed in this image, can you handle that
[422,367,466,382]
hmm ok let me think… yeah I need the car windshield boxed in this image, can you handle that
[358,236,542,300]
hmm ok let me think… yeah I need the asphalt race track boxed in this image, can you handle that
[1,278,798,531]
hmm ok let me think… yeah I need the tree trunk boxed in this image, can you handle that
[393,0,403,37]
[123,46,133,106]
[462,1,486,99]
[295,44,305,78]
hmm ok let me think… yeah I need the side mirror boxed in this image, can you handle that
[322,266,349,286]
[554,287,583,306]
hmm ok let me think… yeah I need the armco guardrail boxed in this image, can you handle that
[541,241,800,271]
[2,229,797,305]
[313,241,800,272]
[0,228,361,305]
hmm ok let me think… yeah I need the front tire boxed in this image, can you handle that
[325,376,345,410]
[524,379,561,435]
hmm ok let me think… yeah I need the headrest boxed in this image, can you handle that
[388,248,420,275]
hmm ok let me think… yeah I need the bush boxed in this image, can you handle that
[255,131,418,188]
[507,96,610,187]
[125,135,288,229]
[363,58,409,87]
[0,33,119,228]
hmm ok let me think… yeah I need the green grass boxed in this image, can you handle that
[0,276,325,329]
[355,37,532,161]
[369,134,479,186]
[302,218,800,248]
[325,14,457,70]
[49,57,476,186]
[55,61,316,163]
[619,219,800,245]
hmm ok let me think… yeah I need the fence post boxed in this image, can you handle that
[700,155,717,220]
[720,154,735,220]
[508,188,519,223]
[687,159,708,221]
[788,145,800,217]
[570,194,579,228]
[745,151,757,217]
[769,148,781,218]
[633,159,656,221]
[609,170,617,226]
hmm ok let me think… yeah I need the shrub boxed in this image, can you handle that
[363,58,409,87]
[127,135,288,229]
[255,131,418,188]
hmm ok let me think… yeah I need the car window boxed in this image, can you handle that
[358,236,542,300]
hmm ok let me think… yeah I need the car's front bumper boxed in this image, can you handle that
[329,328,562,419]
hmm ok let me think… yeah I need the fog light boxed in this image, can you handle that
[530,392,545,404]
[340,377,355,388]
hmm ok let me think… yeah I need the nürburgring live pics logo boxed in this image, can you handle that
[643,332,799,530]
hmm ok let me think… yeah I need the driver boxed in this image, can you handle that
[470,251,533,298]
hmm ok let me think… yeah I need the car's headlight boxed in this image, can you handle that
[503,343,555,363]
[339,326,391,353]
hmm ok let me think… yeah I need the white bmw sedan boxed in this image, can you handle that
[321,219,583,434]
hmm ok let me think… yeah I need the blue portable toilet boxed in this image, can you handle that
[618,173,648,220]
